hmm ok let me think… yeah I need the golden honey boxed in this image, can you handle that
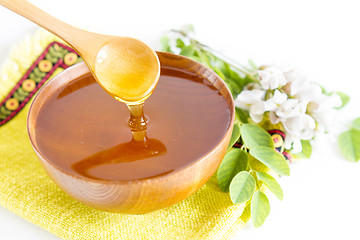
[35,67,231,181]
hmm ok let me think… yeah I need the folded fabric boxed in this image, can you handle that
[0,29,249,240]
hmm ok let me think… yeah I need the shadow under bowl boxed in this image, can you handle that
[27,51,235,214]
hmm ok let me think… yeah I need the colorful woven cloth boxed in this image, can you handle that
[0,30,249,240]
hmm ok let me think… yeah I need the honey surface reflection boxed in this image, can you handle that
[35,67,231,181]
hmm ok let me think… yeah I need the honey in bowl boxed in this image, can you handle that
[35,66,231,181]
[28,53,235,213]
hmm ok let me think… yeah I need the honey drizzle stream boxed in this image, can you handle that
[127,103,148,142]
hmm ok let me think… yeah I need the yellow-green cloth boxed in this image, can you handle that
[0,30,249,240]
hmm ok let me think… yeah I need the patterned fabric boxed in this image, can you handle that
[268,129,292,162]
[0,30,249,240]
[0,42,81,126]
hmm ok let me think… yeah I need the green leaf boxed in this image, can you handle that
[212,67,227,80]
[320,85,328,94]
[176,39,185,48]
[160,36,171,52]
[224,65,241,81]
[241,124,274,149]
[228,122,241,150]
[217,149,248,192]
[248,155,269,172]
[250,147,290,176]
[352,117,360,131]
[257,172,283,200]
[189,56,202,63]
[225,78,242,97]
[335,91,350,109]
[235,107,249,123]
[251,191,270,227]
[229,171,255,204]
[194,50,211,67]
[293,140,312,159]
[218,61,233,77]
[180,45,196,57]
[338,129,360,162]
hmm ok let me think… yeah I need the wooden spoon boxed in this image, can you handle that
[0,0,160,104]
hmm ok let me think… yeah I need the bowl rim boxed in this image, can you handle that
[27,51,235,185]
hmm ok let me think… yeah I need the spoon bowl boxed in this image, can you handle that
[95,37,160,104]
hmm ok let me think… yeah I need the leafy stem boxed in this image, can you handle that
[162,26,360,229]
[162,29,290,227]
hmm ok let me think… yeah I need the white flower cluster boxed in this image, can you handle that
[235,66,342,153]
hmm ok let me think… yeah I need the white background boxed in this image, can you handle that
[1,0,360,239]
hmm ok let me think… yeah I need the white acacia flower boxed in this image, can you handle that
[269,111,280,124]
[249,101,266,123]
[283,114,316,152]
[309,93,342,113]
[234,89,265,110]
[275,99,301,119]
[265,90,290,124]
[234,64,343,153]
[295,83,323,104]
[264,90,288,111]
[235,89,267,123]
[283,114,316,138]
[282,69,309,96]
[308,93,342,133]
[257,66,287,90]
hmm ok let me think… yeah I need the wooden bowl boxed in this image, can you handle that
[27,52,235,214]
